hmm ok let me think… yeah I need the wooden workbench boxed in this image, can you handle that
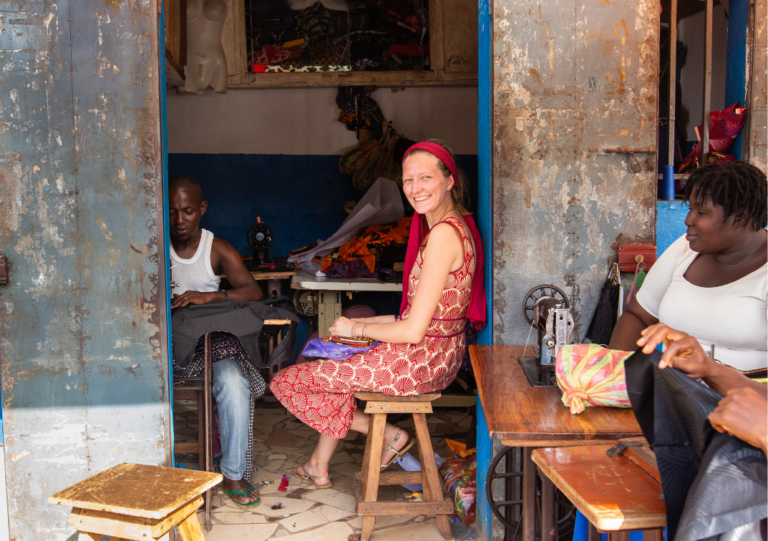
[470,345,644,541]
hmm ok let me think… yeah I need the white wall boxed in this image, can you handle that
[166,86,479,155]
[678,5,729,141]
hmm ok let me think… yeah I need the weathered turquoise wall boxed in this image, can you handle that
[0,0,171,538]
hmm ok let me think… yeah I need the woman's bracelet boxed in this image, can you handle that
[352,323,359,337]
[362,323,369,338]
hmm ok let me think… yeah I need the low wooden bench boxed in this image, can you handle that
[49,463,222,540]
[532,444,666,541]
[353,392,454,541]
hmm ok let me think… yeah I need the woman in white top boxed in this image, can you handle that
[609,161,767,373]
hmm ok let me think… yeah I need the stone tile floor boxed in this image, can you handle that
[174,399,481,541]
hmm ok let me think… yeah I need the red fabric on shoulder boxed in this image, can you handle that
[399,214,486,330]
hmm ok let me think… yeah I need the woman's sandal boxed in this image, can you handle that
[223,486,261,510]
[292,465,333,489]
[380,428,416,471]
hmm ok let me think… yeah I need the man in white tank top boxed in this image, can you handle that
[169,175,263,508]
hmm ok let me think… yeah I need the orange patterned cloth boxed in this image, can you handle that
[270,217,476,439]
[315,216,411,274]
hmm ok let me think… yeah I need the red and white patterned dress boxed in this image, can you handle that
[270,217,476,439]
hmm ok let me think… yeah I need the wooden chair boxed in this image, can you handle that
[172,332,215,530]
[353,392,454,541]
[172,320,292,529]
[49,463,222,541]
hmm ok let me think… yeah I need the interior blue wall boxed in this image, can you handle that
[657,200,688,254]
[167,154,480,258]
[168,153,479,361]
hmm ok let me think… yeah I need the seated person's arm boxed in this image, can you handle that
[349,315,397,325]
[215,239,263,302]
[708,387,768,453]
[329,223,462,344]
[609,297,659,351]
[637,323,768,397]
[171,239,263,308]
[609,237,686,350]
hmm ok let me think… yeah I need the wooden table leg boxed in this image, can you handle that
[177,511,206,541]
[540,467,555,541]
[587,523,601,541]
[523,448,536,541]
[608,533,630,541]
[77,534,101,541]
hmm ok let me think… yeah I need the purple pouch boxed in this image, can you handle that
[301,338,379,361]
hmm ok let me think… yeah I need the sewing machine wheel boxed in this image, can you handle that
[293,290,318,317]
[522,284,569,327]
[246,222,274,251]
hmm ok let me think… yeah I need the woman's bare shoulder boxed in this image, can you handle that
[422,222,464,260]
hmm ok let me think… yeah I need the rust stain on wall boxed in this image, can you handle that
[492,0,659,347]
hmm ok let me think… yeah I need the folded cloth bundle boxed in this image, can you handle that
[555,343,633,414]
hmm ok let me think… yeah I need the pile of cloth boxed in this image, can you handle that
[314,216,411,278]
[248,0,429,72]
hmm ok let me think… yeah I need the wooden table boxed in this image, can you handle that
[49,463,222,540]
[291,270,402,337]
[470,345,644,541]
[532,445,665,540]
[251,269,297,297]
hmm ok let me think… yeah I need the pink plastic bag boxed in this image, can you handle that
[555,344,633,415]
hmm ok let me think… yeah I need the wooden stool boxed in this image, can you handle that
[353,392,453,541]
[49,463,222,541]
[532,444,666,541]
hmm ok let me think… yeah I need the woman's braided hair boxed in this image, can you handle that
[683,161,767,231]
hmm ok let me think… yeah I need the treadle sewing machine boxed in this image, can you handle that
[519,284,575,387]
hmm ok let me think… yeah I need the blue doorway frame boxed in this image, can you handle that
[476,0,494,538]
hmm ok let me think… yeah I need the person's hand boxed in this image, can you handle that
[328,316,360,338]
[709,387,768,453]
[636,323,714,379]
[171,291,215,308]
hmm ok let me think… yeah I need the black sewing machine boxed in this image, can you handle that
[518,284,575,388]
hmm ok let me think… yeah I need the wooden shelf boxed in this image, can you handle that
[165,0,479,91]
[228,70,476,89]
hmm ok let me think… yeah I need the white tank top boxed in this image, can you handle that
[170,229,221,295]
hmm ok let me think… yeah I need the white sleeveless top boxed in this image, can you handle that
[170,229,221,295]
[637,235,767,372]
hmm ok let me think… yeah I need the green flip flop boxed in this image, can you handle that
[224,486,261,510]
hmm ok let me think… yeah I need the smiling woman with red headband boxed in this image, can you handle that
[269,141,486,488]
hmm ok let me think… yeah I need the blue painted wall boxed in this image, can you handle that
[657,201,688,254]
[167,153,479,361]
[167,154,480,257]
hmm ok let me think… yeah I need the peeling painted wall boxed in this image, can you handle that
[492,0,659,345]
[750,0,767,171]
[0,0,171,538]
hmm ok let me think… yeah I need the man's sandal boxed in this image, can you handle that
[292,465,333,489]
[224,486,261,510]
[380,428,416,471]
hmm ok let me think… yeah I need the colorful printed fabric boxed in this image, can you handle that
[270,217,475,439]
[679,103,749,172]
[555,343,633,415]
[314,216,411,274]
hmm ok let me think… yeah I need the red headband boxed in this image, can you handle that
[402,142,459,184]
